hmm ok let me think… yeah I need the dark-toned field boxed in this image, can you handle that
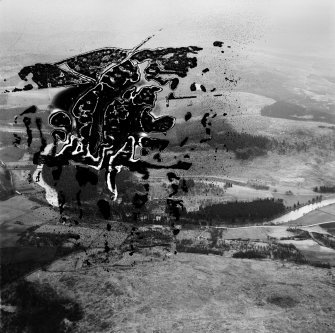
[2,253,334,333]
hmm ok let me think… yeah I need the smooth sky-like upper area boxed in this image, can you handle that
[0,0,334,58]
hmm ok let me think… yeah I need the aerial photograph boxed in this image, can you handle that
[0,0,335,332]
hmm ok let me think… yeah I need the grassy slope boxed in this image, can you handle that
[14,253,335,333]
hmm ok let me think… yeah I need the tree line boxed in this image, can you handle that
[186,198,286,224]
[313,185,335,193]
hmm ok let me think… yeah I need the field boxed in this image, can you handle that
[261,101,335,124]
[1,5,335,332]
[0,195,59,247]
[0,88,63,108]
[279,239,335,266]
[0,147,25,162]
[148,85,335,194]
[179,221,335,267]
[288,204,335,226]
[319,222,335,236]
[2,253,334,332]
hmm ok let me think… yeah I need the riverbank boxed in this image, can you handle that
[270,197,335,224]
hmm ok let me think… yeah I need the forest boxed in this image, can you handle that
[185,198,286,224]
[313,185,335,193]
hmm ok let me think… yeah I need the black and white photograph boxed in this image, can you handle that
[0,0,335,332]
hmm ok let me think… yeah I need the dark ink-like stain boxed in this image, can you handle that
[167,92,197,101]
[210,88,216,92]
[199,112,212,142]
[180,178,189,193]
[22,117,32,147]
[97,199,111,219]
[20,105,37,116]
[27,173,33,183]
[13,41,206,257]
[35,117,47,152]
[190,82,196,91]
[23,84,33,91]
[35,171,41,182]
[132,193,148,209]
[11,85,33,92]
[166,199,184,221]
[52,85,92,111]
[185,111,192,121]
[169,183,179,197]
[180,137,189,147]
[225,76,237,84]
[173,229,180,236]
[75,166,98,187]
[104,240,110,253]
[201,113,210,128]
[170,78,179,90]
[167,172,180,182]
[213,41,224,47]
[153,153,162,162]
[141,138,170,152]
[12,133,21,146]
[107,223,112,231]
[58,191,66,215]
[141,148,149,156]
[52,166,63,185]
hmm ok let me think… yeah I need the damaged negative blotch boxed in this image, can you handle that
[30,40,202,201]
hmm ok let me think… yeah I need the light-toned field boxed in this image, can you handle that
[225,92,335,137]
[180,223,335,266]
[35,224,127,248]
[148,175,320,212]
[288,204,335,226]
[320,204,335,214]
[0,196,37,223]
[272,192,318,207]
[279,239,335,266]
[152,86,335,193]
[221,184,273,201]
[180,225,331,243]
[0,147,25,163]
[1,88,63,108]
[0,195,59,247]
[19,252,335,333]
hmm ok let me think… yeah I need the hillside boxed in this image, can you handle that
[1,253,334,332]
